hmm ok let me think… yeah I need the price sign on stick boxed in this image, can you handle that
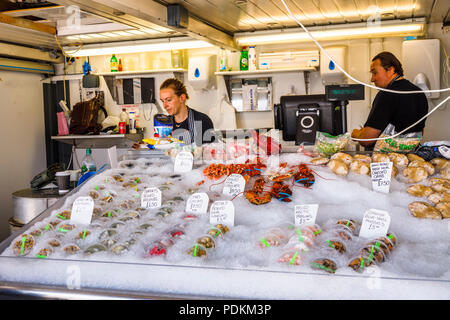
[174,151,193,173]
[370,162,393,193]
[210,200,234,226]
[107,146,118,169]
[186,192,209,214]
[71,197,94,225]
[359,209,391,239]
[141,187,161,209]
[223,174,246,197]
[294,204,319,227]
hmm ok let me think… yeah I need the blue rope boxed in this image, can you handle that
[277,192,292,201]
[296,178,314,184]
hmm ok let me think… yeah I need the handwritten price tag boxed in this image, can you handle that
[294,204,319,227]
[223,174,246,198]
[70,196,94,225]
[359,209,391,239]
[141,187,162,209]
[174,151,193,173]
[186,192,209,214]
[210,200,234,226]
[370,162,393,193]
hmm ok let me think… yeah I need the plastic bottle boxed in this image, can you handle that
[248,46,257,71]
[119,108,129,133]
[118,58,123,72]
[81,148,97,174]
[219,48,227,71]
[240,47,248,71]
[171,50,182,68]
[110,54,118,72]
[129,111,136,134]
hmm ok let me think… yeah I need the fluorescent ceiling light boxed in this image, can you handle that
[127,30,146,35]
[112,31,136,37]
[64,37,214,56]
[235,19,426,46]
[88,33,109,38]
[238,4,420,25]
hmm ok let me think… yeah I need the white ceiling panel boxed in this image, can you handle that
[0,0,443,51]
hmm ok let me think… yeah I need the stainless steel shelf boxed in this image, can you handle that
[51,133,143,149]
[97,69,187,77]
[215,67,316,76]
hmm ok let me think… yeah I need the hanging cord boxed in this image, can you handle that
[279,0,450,142]
[54,34,83,58]
[279,0,450,95]
[54,33,84,104]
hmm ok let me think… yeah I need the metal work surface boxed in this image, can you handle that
[51,133,143,149]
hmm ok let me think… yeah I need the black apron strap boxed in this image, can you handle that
[187,106,196,144]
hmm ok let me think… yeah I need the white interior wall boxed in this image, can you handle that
[0,71,47,242]
[69,22,450,170]
[422,23,450,141]
[82,30,450,141]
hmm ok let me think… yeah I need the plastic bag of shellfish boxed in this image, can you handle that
[347,255,377,273]
[317,223,358,254]
[374,124,421,154]
[187,234,218,258]
[284,232,315,253]
[306,248,346,274]
[206,224,230,239]
[319,238,348,255]
[264,223,321,250]
[314,131,350,157]
[322,218,356,240]
[330,218,359,235]
[258,228,290,249]
[277,249,303,266]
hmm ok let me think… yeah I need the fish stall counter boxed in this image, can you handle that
[0,149,449,300]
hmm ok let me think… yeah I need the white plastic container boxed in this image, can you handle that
[129,112,136,133]
[188,55,216,90]
[320,46,347,84]
[402,39,440,99]
[120,108,129,123]
[219,48,227,71]
[248,46,257,71]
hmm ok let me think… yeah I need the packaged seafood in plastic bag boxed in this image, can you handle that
[314,131,350,157]
[258,227,292,248]
[348,255,376,272]
[207,224,230,239]
[331,225,354,242]
[322,238,347,254]
[13,234,35,256]
[374,124,421,153]
[188,243,207,258]
[284,231,314,253]
[309,254,339,274]
[334,218,358,235]
[148,242,168,256]
[360,242,387,264]
[277,249,303,266]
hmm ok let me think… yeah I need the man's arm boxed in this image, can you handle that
[351,126,381,147]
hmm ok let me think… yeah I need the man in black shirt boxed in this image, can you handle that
[351,51,428,148]
[159,78,214,145]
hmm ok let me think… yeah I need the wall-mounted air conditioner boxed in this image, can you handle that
[0,57,54,74]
